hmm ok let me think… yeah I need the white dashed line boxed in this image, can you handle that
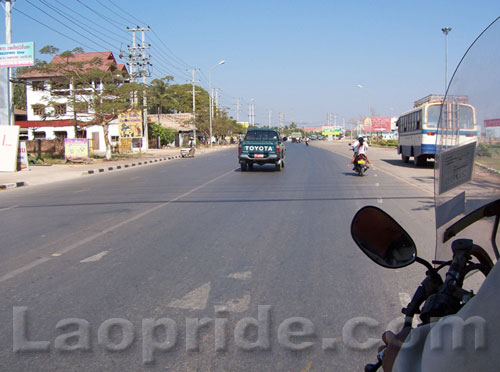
[80,251,109,263]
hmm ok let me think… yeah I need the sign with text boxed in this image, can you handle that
[17,141,29,170]
[0,126,20,172]
[0,42,34,68]
[118,110,143,138]
[64,138,89,160]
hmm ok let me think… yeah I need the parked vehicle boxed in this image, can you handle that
[238,128,286,171]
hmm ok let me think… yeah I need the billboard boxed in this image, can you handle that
[322,126,341,136]
[118,110,143,138]
[0,42,34,68]
[64,138,89,160]
[484,118,500,128]
[363,117,392,132]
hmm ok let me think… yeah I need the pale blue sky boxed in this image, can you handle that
[3,0,500,127]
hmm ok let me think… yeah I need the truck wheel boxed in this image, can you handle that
[248,163,253,170]
[275,161,282,171]
[240,163,247,172]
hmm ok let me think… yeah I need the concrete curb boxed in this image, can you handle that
[83,155,181,175]
[475,161,500,175]
[0,181,27,191]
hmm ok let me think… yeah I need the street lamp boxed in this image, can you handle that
[357,84,371,136]
[442,27,452,94]
[208,60,225,147]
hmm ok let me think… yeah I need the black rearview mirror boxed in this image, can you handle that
[351,206,417,268]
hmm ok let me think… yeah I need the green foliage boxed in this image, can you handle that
[149,123,176,146]
[477,143,492,157]
[372,139,398,147]
[39,45,59,55]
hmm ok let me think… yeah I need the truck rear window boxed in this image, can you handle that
[244,130,279,141]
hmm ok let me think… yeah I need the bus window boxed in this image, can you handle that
[427,105,441,128]
[459,106,474,129]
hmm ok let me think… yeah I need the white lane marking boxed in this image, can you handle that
[0,169,235,284]
[80,250,108,263]
[377,198,383,204]
[168,282,211,310]
[73,189,89,194]
[51,253,61,257]
[0,205,17,212]
[399,292,411,307]
[214,294,251,313]
[375,183,380,187]
[227,271,252,280]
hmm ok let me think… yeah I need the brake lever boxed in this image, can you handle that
[365,349,384,372]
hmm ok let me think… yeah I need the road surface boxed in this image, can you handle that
[0,142,436,371]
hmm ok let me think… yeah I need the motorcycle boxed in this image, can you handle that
[180,147,195,158]
[350,16,500,372]
[305,138,310,146]
[353,154,369,176]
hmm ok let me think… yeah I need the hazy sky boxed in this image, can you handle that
[3,0,500,127]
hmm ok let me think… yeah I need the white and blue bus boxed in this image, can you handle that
[397,94,477,166]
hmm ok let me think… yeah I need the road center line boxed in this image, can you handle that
[0,205,18,212]
[0,168,236,284]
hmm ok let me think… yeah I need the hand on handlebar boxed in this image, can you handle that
[378,328,411,372]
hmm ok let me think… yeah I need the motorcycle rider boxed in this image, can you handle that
[350,137,371,168]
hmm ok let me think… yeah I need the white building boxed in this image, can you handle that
[17,51,129,153]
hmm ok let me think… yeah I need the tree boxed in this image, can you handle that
[32,50,143,159]
[39,45,59,56]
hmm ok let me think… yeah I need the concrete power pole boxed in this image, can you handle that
[214,88,220,116]
[187,68,199,142]
[235,97,241,122]
[279,112,284,128]
[4,0,13,125]
[127,26,150,150]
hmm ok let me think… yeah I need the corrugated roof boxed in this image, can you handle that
[18,51,128,79]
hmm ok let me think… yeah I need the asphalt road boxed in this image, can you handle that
[0,142,436,371]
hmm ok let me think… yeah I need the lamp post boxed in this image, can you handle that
[357,84,371,137]
[442,27,452,94]
[208,60,225,147]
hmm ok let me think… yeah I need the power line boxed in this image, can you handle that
[53,0,128,44]
[12,7,96,51]
[38,0,121,52]
[75,0,128,33]
[24,0,112,51]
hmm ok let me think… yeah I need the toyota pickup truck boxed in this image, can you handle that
[238,128,286,171]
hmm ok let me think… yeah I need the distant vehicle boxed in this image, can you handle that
[238,128,286,171]
[290,132,302,143]
[397,94,477,166]
[310,135,317,140]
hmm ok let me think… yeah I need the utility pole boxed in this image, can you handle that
[127,26,150,150]
[235,97,241,122]
[442,27,452,94]
[279,112,284,128]
[3,0,13,125]
[214,88,220,116]
[249,99,255,126]
[187,68,199,143]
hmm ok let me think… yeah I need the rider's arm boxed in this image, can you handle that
[392,261,500,372]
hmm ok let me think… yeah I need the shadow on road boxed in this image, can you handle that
[381,158,435,169]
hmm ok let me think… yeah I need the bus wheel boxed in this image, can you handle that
[402,154,410,163]
[413,155,426,167]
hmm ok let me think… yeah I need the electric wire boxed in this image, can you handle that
[53,0,129,44]
[12,7,97,52]
[38,0,122,53]
[24,0,113,52]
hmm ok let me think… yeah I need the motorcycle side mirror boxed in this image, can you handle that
[351,206,417,269]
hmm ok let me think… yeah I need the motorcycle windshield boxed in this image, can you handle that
[434,17,500,265]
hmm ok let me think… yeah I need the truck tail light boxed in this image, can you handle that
[276,145,280,153]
